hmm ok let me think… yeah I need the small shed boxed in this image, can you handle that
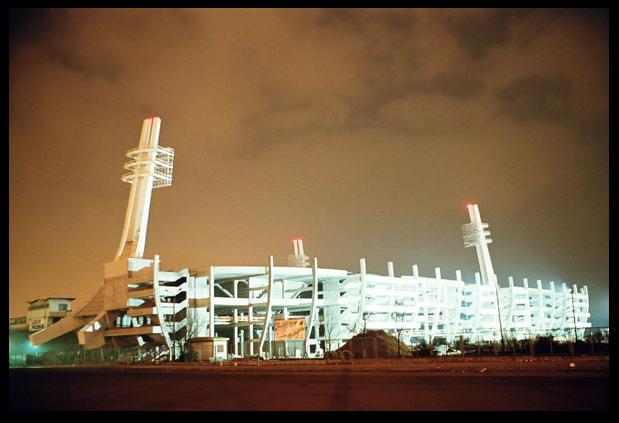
[189,337,229,361]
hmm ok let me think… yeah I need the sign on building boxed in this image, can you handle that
[30,318,45,331]
[274,317,306,340]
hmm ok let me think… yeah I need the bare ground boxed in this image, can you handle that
[9,356,608,411]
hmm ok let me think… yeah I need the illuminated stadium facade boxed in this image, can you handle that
[30,117,591,359]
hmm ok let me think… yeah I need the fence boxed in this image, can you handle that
[9,344,172,367]
[321,327,609,359]
[8,327,609,366]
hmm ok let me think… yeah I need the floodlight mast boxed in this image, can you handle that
[115,116,174,260]
[462,204,495,285]
[462,203,505,347]
[288,238,310,267]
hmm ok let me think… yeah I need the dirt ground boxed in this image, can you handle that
[9,356,608,411]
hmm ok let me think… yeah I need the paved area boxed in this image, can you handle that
[9,358,608,410]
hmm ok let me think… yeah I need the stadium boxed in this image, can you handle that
[29,116,591,360]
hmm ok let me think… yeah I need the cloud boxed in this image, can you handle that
[49,48,123,83]
[496,75,571,122]
[9,9,608,322]
[428,73,485,99]
[314,8,416,34]
[447,9,516,60]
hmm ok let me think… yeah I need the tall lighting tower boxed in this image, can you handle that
[115,116,174,260]
[288,239,310,267]
[462,204,505,347]
[462,204,495,285]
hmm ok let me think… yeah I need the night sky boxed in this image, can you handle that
[9,9,608,325]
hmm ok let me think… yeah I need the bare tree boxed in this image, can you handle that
[176,309,206,361]
[321,313,339,357]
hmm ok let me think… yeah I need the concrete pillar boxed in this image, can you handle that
[259,256,275,357]
[522,278,531,329]
[239,328,245,358]
[233,280,239,357]
[549,281,556,334]
[283,279,289,319]
[435,267,441,280]
[456,270,462,281]
[387,261,394,277]
[359,258,367,316]
[412,264,419,277]
[305,257,319,357]
[269,325,273,355]
[536,279,544,333]
[249,305,254,356]
[572,283,579,326]
[209,266,215,337]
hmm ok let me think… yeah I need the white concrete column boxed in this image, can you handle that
[522,278,531,329]
[388,261,396,309]
[572,283,579,329]
[282,279,289,319]
[455,269,463,338]
[239,327,245,358]
[435,271,443,335]
[561,282,570,336]
[507,277,516,335]
[258,256,275,357]
[422,278,430,342]
[494,273,503,342]
[412,264,419,277]
[305,257,319,357]
[359,258,367,316]
[248,305,254,356]
[549,281,556,334]
[536,280,544,332]
[209,266,215,337]
[269,325,273,355]
[233,280,239,356]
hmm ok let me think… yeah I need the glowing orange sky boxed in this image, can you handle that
[9,9,608,324]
